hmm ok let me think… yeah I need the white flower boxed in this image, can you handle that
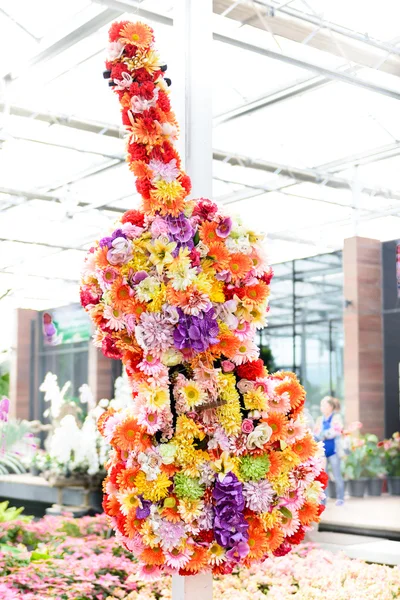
[161,122,178,141]
[106,40,124,61]
[158,443,177,465]
[135,276,161,302]
[131,88,159,113]
[170,264,197,291]
[138,450,162,481]
[246,423,273,450]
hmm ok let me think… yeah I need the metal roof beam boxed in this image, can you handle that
[214,0,400,76]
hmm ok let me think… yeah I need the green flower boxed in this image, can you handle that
[174,473,205,500]
[239,454,270,482]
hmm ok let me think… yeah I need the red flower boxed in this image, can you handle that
[212,562,234,575]
[111,63,129,81]
[285,526,306,545]
[273,542,292,557]
[102,336,122,360]
[317,504,326,516]
[127,142,148,162]
[236,359,265,381]
[123,44,138,58]
[135,67,153,83]
[109,463,125,486]
[121,108,133,127]
[121,209,145,227]
[108,21,130,42]
[189,247,201,267]
[192,198,218,221]
[102,494,109,513]
[140,81,156,100]
[80,287,100,308]
[129,82,141,96]
[262,267,274,285]
[180,174,192,194]
[196,530,214,544]
[116,512,127,533]
[157,90,171,112]
[136,177,153,199]
[315,470,329,490]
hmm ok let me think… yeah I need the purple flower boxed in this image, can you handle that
[216,216,232,238]
[212,472,249,550]
[99,228,126,249]
[131,271,148,285]
[173,307,219,353]
[166,213,194,243]
[226,542,250,562]
[136,498,151,519]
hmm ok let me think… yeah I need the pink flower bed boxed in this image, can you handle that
[0,514,399,599]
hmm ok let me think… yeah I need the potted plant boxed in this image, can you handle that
[363,434,386,496]
[343,437,368,497]
[382,432,400,495]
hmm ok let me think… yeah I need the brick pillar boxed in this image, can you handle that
[9,309,38,420]
[343,237,384,438]
[88,344,114,403]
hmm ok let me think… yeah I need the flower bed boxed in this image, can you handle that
[1,514,399,599]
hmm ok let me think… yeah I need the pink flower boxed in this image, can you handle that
[241,418,254,434]
[221,360,235,373]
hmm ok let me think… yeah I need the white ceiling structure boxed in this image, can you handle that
[1,0,400,331]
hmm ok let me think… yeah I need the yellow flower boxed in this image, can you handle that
[139,384,169,411]
[304,480,323,503]
[175,415,202,440]
[117,488,141,516]
[260,509,282,529]
[180,381,206,409]
[147,239,176,275]
[216,373,242,435]
[147,283,166,312]
[208,542,226,565]
[211,451,239,481]
[151,180,185,203]
[178,498,204,523]
[280,447,301,473]
[135,471,171,502]
[140,521,159,548]
[270,473,291,496]
[243,388,269,411]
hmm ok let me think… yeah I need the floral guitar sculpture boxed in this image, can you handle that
[80,21,327,579]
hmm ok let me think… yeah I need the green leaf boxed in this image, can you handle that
[279,506,293,519]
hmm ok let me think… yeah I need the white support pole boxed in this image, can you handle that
[173,0,213,198]
[172,572,213,600]
[171,2,214,596]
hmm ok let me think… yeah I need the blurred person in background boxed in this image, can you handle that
[314,396,345,506]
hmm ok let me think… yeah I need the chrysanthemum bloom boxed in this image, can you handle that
[80,20,325,576]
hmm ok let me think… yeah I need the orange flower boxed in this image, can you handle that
[265,413,288,442]
[267,450,283,478]
[119,22,153,48]
[161,463,179,477]
[184,546,208,573]
[245,526,269,562]
[97,408,115,435]
[242,281,270,304]
[161,504,181,523]
[113,418,151,452]
[104,495,121,517]
[124,512,142,538]
[140,546,165,566]
[274,372,305,410]
[298,501,319,526]
[206,242,230,271]
[130,160,153,178]
[117,468,140,491]
[132,118,163,146]
[143,192,186,218]
[166,285,189,306]
[264,526,284,552]
[110,282,134,311]
[227,253,253,282]
[292,434,317,462]
[199,221,223,244]
[211,330,240,359]
[95,246,110,269]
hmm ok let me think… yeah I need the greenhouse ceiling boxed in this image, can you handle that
[0,0,400,315]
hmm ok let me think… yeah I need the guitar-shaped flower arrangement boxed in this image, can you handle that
[80,20,327,579]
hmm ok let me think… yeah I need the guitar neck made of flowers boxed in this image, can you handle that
[104,21,192,216]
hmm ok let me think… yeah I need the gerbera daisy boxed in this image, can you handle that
[227,253,253,282]
[180,381,206,409]
[119,22,153,48]
[138,564,163,581]
[113,417,144,451]
[111,282,134,310]
[165,547,191,569]
[298,501,319,526]
[117,488,142,516]
[265,413,288,443]
[104,495,121,517]
[140,545,165,566]
[268,391,291,414]
[98,266,118,290]
[139,384,170,412]
[241,281,270,305]
[205,242,229,271]
[285,418,306,444]
[281,487,304,511]
[292,435,317,462]
[103,305,125,331]
[231,338,260,365]
[136,407,162,435]
[117,468,140,491]
[180,288,211,316]
[264,526,285,553]
[243,388,269,412]
[234,320,253,341]
[177,498,204,523]
[211,328,240,360]
[199,221,222,244]
[137,353,164,376]
[95,246,110,269]
[274,372,305,409]
[208,542,226,565]
[246,526,269,561]
[184,545,208,573]
[280,509,300,537]
[161,498,181,523]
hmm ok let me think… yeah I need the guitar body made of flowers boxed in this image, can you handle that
[80,20,327,579]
